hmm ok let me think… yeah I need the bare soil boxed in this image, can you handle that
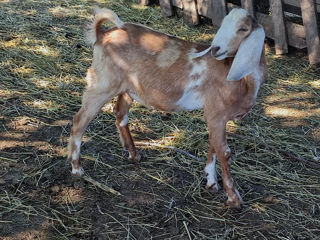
[0,0,319,239]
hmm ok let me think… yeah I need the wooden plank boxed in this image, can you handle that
[159,0,174,17]
[301,0,320,64]
[197,0,213,18]
[182,0,199,25]
[283,0,320,13]
[210,0,227,26]
[270,0,288,54]
[286,21,307,49]
[257,12,307,49]
[241,0,254,16]
[172,0,183,9]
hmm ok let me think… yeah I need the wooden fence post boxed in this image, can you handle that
[210,0,227,26]
[270,0,288,54]
[160,0,174,17]
[182,0,199,25]
[241,0,254,16]
[301,0,320,64]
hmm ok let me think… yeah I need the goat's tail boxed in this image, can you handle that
[86,8,124,46]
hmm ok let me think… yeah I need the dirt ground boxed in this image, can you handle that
[0,0,319,239]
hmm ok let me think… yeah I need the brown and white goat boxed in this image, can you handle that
[68,8,267,208]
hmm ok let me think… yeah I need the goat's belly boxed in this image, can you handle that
[175,88,204,111]
[128,92,147,106]
[128,89,203,112]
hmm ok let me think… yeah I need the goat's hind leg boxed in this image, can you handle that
[68,88,116,176]
[114,93,140,162]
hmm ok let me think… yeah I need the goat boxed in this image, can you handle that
[68,7,267,208]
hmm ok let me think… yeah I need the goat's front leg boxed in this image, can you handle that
[114,93,140,162]
[205,117,242,208]
[204,144,219,192]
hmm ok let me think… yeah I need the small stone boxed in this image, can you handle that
[51,185,60,193]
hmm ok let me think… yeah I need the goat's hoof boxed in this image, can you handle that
[71,166,85,177]
[205,183,220,193]
[226,198,242,209]
[128,152,141,162]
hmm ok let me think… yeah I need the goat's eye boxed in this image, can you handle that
[238,28,248,32]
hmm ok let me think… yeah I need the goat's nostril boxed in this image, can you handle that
[211,46,220,55]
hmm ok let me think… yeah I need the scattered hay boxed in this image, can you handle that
[0,0,319,239]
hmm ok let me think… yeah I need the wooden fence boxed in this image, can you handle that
[140,0,320,64]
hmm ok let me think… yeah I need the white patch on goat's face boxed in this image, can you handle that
[212,8,248,60]
[205,154,219,191]
[176,59,207,110]
[119,114,128,127]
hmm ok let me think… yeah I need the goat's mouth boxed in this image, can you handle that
[212,50,227,59]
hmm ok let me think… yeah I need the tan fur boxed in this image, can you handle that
[68,8,267,208]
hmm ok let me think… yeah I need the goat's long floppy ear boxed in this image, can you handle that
[227,27,265,81]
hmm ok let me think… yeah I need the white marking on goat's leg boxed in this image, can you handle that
[71,138,81,160]
[225,178,243,207]
[225,146,232,165]
[205,154,219,192]
[119,114,128,127]
[234,188,243,204]
[69,137,85,176]
[71,164,85,176]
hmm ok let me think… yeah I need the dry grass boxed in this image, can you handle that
[0,0,319,239]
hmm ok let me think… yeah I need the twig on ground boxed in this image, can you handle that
[83,176,122,196]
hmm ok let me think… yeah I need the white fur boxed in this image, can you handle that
[72,138,81,160]
[205,154,219,190]
[120,114,128,127]
[176,59,207,110]
[227,27,265,81]
[212,9,248,60]
[234,188,243,203]
[225,146,231,157]
[226,178,233,189]
[72,164,85,176]
[225,178,243,203]
[128,92,145,105]
[189,46,212,59]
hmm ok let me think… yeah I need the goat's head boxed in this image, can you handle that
[192,8,265,81]
[215,9,265,81]
[211,9,255,59]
